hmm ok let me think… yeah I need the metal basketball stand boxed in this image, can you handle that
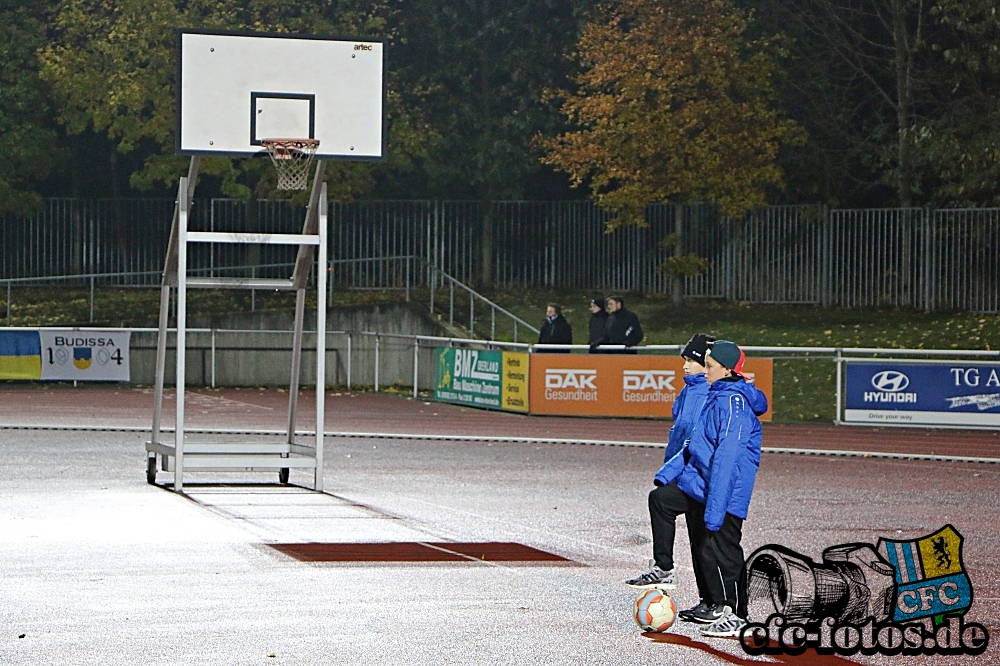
[146,149,328,492]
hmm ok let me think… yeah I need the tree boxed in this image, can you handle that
[39,0,420,202]
[541,0,801,227]
[393,0,593,284]
[0,0,64,215]
[913,0,1000,206]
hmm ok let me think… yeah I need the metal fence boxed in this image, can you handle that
[3,199,999,311]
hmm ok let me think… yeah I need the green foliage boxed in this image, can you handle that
[660,253,711,279]
[38,0,424,201]
[542,0,803,226]
[0,0,64,214]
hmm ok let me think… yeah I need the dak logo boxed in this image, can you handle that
[872,370,910,392]
[878,524,972,623]
[73,347,92,370]
[545,369,597,390]
[622,370,675,391]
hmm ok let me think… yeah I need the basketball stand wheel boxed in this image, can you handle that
[147,454,158,485]
[279,467,290,484]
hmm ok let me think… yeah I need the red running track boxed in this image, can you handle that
[1,385,998,459]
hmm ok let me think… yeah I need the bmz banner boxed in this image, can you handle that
[0,329,130,382]
[434,347,529,413]
[844,360,1000,427]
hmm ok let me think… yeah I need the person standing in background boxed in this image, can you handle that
[537,303,573,353]
[587,297,608,353]
[592,296,643,354]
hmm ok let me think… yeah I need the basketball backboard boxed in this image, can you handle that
[176,29,384,160]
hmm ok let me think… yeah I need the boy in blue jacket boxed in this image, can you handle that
[660,340,768,638]
[625,334,714,601]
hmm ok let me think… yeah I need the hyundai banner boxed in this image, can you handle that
[844,360,1000,427]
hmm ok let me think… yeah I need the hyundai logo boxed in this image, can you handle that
[871,370,910,392]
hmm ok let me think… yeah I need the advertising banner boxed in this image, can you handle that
[38,330,131,381]
[500,352,530,413]
[529,354,773,421]
[434,347,504,410]
[845,360,1000,426]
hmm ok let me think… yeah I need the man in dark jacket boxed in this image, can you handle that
[537,303,572,353]
[587,296,608,353]
[591,296,643,354]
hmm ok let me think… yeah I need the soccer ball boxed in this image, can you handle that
[633,589,677,632]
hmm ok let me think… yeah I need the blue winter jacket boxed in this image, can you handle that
[662,373,709,463]
[655,377,768,532]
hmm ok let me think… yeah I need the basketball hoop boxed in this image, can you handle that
[260,138,320,190]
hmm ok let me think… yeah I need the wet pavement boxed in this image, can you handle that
[0,388,997,664]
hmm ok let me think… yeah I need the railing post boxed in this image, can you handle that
[469,295,474,335]
[514,321,518,343]
[491,307,495,341]
[374,333,380,392]
[449,280,454,326]
[251,266,256,311]
[405,256,411,302]
[347,333,352,389]
[429,267,436,314]
[211,328,216,388]
[6,281,10,325]
[89,275,95,322]
[412,337,419,398]
[835,348,843,425]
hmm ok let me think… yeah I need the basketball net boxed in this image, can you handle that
[261,138,320,190]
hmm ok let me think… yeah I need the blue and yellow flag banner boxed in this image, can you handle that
[878,524,972,623]
[0,331,42,380]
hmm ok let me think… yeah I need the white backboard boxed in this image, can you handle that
[177,30,384,160]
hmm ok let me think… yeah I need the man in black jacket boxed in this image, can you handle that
[538,303,573,353]
[591,296,643,354]
[587,296,609,354]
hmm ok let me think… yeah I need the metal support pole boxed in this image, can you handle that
[347,333,352,389]
[835,349,843,425]
[412,337,419,398]
[251,266,256,311]
[210,328,216,388]
[374,334,380,392]
[151,286,171,447]
[469,295,474,335]
[405,256,411,302]
[491,308,495,341]
[6,281,11,324]
[89,276,95,323]
[174,177,189,493]
[315,186,327,492]
[286,288,307,444]
[449,280,454,326]
[429,269,436,314]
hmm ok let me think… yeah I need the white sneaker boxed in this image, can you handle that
[699,606,747,638]
[625,560,678,589]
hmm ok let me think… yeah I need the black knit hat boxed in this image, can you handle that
[681,333,715,365]
[589,296,606,310]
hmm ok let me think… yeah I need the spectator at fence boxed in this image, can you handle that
[591,296,643,354]
[537,304,573,353]
[587,296,609,353]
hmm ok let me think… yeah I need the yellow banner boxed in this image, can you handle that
[501,352,530,412]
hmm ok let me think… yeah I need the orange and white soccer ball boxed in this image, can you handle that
[633,589,677,632]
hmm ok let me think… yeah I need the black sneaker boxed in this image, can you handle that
[678,600,712,623]
[685,602,727,624]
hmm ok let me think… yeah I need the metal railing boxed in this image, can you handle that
[4,199,1000,311]
[3,255,538,342]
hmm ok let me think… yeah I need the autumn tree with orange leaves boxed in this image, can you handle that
[541,0,802,227]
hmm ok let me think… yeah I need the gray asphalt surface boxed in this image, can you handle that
[1,422,997,664]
